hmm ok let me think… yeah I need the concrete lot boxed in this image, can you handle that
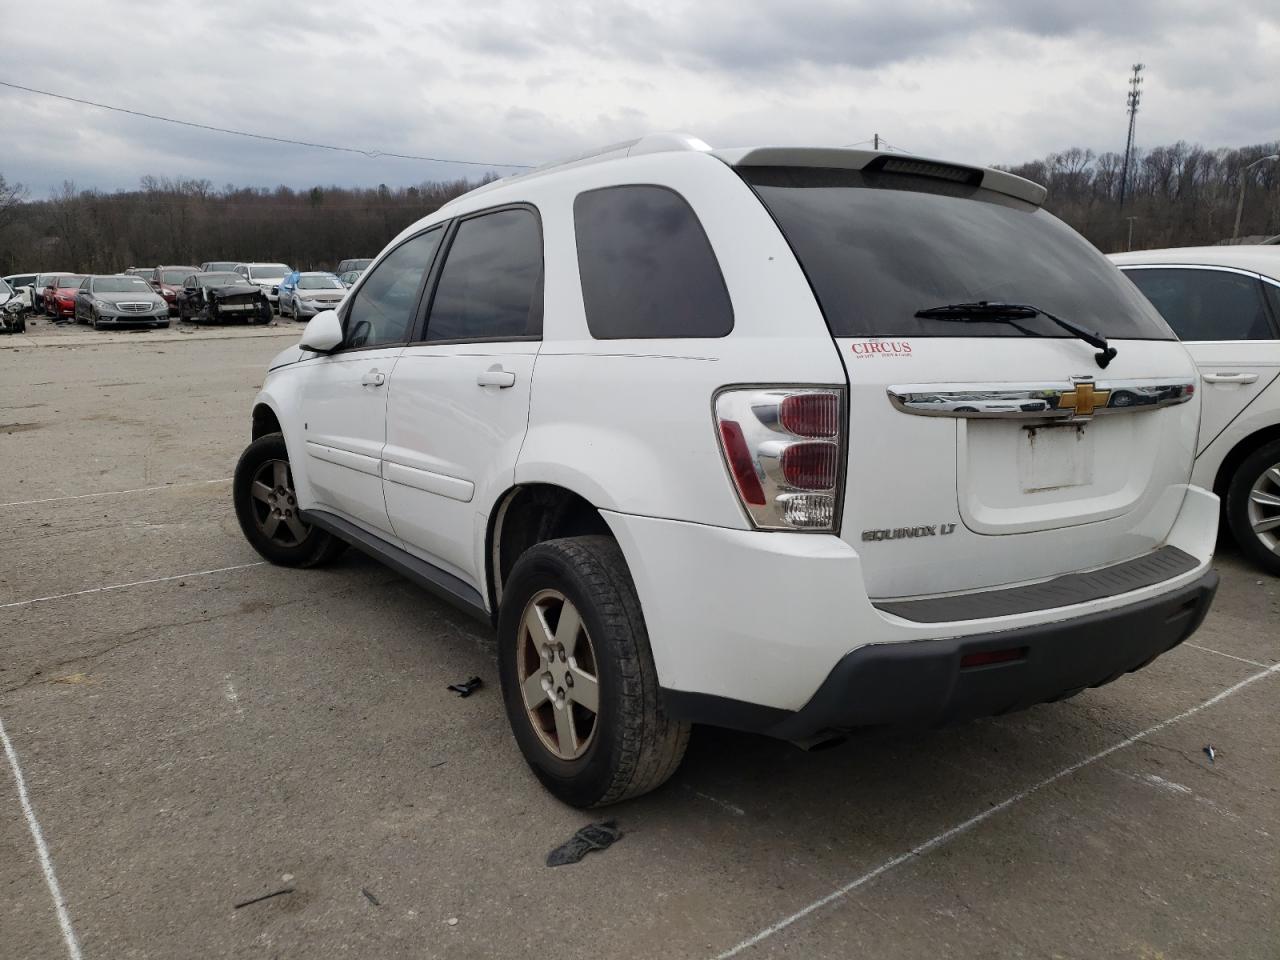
[1,324,1277,959]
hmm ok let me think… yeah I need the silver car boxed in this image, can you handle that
[279,272,347,321]
[72,275,170,329]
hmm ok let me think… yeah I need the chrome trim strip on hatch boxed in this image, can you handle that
[887,376,1196,420]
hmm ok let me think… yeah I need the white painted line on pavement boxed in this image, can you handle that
[0,714,84,960]
[0,477,231,509]
[1184,642,1269,669]
[713,660,1280,959]
[0,562,266,611]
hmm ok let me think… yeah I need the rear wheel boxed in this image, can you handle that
[497,536,689,807]
[1225,439,1280,576]
[233,433,348,568]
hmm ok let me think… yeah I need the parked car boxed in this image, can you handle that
[0,279,25,334]
[175,272,272,324]
[2,274,37,314]
[43,274,87,319]
[199,261,240,272]
[124,267,153,279]
[337,269,363,287]
[234,262,292,310]
[233,135,1219,807]
[336,258,373,275]
[1111,246,1280,574]
[73,274,170,329]
[32,272,72,311]
[148,265,199,315]
[279,272,346,320]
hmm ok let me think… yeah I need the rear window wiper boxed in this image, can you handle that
[914,301,1118,369]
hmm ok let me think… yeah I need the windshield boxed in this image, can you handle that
[742,167,1173,340]
[248,264,290,279]
[343,259,372,271]
[57,275,86,288]
[200,273,244,287]
[204,262,237,271]
[298,276,343,290]
[94,277,152,293]
[160,269,192,284]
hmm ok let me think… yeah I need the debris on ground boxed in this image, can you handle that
[446,917,459,926]
[447,676,482,697]
[361,887,380,906]
[233,887,294,909]
[546,820,622,867]
[1204,745,1217,764]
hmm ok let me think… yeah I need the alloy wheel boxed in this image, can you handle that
[517,589,600,760]
[1247,462,1280,557]
[248,459,309,546]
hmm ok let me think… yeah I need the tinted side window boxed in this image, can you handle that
[425,208,542,342]
[1124,268,1276,341]
[344,228,443,349]
[574,185,733,339]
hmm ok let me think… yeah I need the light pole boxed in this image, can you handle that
[1232,154,1279,241]
[1125,216,1138,251]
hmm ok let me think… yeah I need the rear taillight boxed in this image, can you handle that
[714,387,845,531]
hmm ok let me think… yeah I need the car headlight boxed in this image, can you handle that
[92,299,111,310]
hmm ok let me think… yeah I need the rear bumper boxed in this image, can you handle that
[666,569,1218,740]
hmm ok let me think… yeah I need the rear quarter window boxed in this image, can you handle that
[573,184,733,339]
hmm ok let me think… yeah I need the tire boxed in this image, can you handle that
[93,319,105,331]
[1224,438,1280,576]
[497,536,690,807]
[233,433,348,568]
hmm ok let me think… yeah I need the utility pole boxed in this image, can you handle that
[1125,216,1138,251]
[873,133,879,150]
[1232,154,1280,241]
[1118,64,1144,209]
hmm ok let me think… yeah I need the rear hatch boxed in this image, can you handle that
[739,159,1201,599]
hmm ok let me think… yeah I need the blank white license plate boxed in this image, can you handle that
[1017,424,1094,493]
[223,304,252,311]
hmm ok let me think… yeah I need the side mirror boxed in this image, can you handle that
[299,310,343,353]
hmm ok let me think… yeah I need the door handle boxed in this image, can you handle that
[361,370,386,387]
[1202,372,1259,384]
[476,365,516,389]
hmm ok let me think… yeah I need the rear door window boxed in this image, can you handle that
[742,166,1173,340]
[573,185,733,338]
[424,207,543,342]
[1123,268,1277,341]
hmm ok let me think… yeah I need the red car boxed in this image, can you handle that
[150,265,199,315]
[43,275,87,318]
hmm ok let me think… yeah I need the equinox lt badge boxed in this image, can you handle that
[862,523,958,542]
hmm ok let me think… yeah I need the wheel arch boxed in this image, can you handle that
[251,401,283,440]
[1212,422,1280,500]
[485,483,614,617]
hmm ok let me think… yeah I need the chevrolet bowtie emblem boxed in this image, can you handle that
[1059,380,1111,417]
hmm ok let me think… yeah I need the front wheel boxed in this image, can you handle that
[1225,438,1280,576]
[233,432,347,568]
[497,536,689,807]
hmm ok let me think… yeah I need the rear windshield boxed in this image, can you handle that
[199,273,243,286]
[248,264,290,279]
[742,167,1173,340]
[160,269,193,284]
[298,276,343,289]
[57,275,86,287]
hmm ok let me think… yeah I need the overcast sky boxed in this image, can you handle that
[4,0,1278,197]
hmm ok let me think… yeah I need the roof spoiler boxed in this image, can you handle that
[714,146,1048,206]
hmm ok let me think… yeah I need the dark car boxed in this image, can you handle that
[43,274,87,319]
[73,275,171,329]
[336,258,373,274]
[149,265,200,315]
[175,272,273,324]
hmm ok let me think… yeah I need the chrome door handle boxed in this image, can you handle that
[361,370,386,387]
[477,365,516,388]
[1202,372,1259,384]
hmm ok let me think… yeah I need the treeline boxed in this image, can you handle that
[0,175,490,275]
[1,140,1278,275]
[997,141,1279,251]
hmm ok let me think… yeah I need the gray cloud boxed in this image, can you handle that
[1,0,1276,197]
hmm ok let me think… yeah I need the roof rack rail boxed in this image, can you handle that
[444,132,711,206]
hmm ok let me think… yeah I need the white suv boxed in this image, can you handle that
[1110,247,1280,575]
[234,134,1220,807]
